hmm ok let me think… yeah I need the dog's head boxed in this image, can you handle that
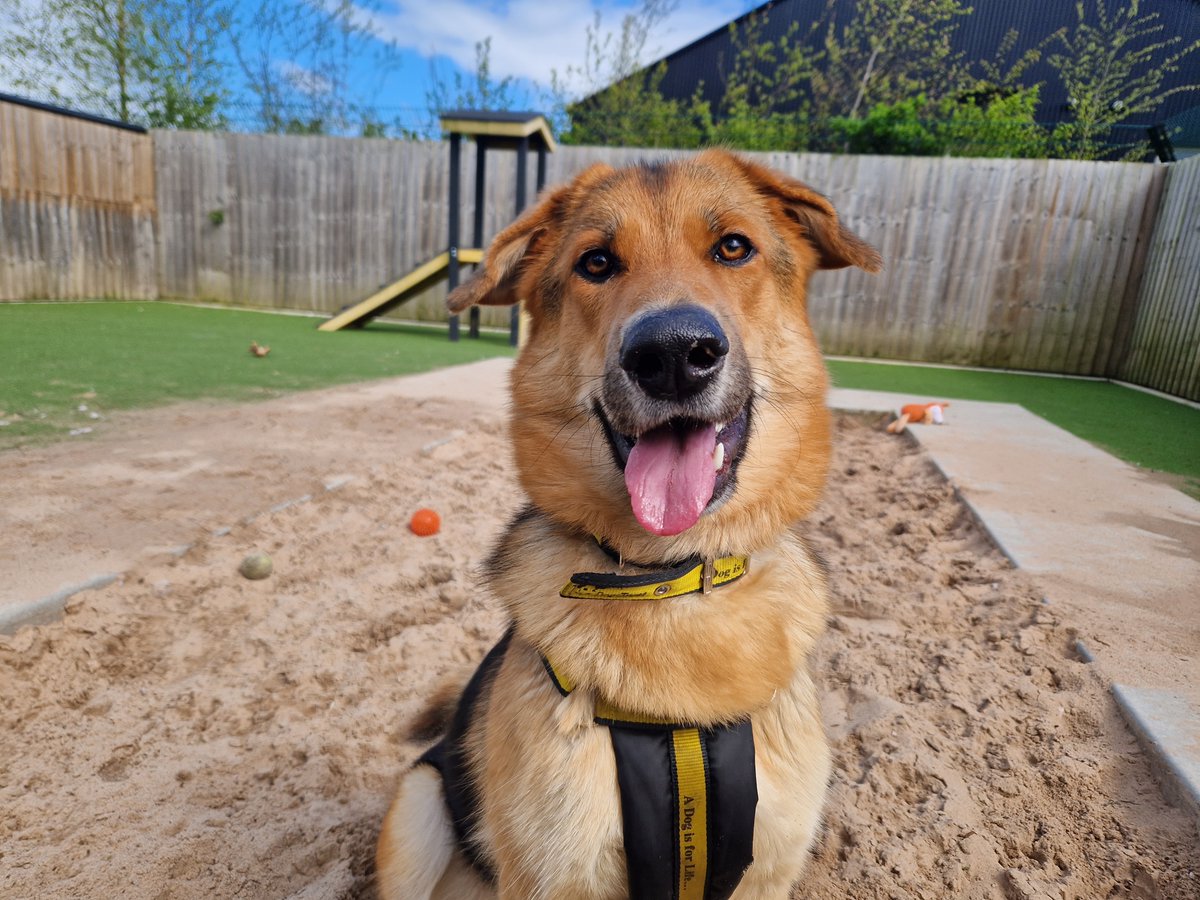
[450,149,880,559]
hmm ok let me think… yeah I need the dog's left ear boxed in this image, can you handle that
[446,197,556,313]
[717,152,882,273]
[448,163,615,314]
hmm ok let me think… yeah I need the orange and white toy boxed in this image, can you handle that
[886,401,949,434]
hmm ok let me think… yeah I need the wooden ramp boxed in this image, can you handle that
[318,249,482,332]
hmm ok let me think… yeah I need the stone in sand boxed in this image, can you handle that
[239,552,273,580]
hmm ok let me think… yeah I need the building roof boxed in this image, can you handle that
[0,91,148,133]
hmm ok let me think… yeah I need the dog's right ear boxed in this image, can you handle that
[708,150,882,273]
[447,163,614,314]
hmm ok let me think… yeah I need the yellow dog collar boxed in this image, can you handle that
[559,553,749,601]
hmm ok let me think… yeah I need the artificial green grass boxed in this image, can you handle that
[826,359,1200,495]
[0,301,514,448]
[3,303,1196,497]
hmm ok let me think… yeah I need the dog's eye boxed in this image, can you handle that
[714,234,754,266]
[576,249,618,282]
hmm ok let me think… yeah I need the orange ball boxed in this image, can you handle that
[409,507,440,536]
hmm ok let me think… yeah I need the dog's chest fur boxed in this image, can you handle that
[466,519,832,895]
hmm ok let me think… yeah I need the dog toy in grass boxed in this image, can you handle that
[886,402,949,434]
[409,508,441,536]
[249,341,271,357]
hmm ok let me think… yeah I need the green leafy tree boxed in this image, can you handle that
[1,0,153,121]
[425,37,522,126]
[142,0,232,129]
[551,0,709,148]
[0,0,231,127]
[940,89,1048,158]
[710,10,823,151]
[810,0,973,129]
[561,62,709,148]
[1047,0,1200,159]
[829,96,942,155]
[360,118,389,138]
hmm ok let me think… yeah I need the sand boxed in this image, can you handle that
[1,385,1196,899]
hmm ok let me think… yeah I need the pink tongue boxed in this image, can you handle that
[624,424,718,536]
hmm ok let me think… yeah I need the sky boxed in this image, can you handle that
[0,0,759,132]
[367,0,750,86]
[331,0,758,132]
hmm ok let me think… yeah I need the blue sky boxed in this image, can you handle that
[245,0,760,131]
[0,0,759,132]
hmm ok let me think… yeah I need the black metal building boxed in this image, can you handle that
[638,0,1200,153]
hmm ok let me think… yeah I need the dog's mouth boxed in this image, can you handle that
[596,401,752,536]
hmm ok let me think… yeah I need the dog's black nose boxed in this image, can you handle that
[620,305,729,401]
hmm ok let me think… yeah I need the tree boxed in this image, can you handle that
[230,0,399,134]
[142,0,232,129]
[551,0,709,148]
[0,0,234,127]
[829,89,1048,158]
[425,37,523,131]
[809,0,973,128]
[1,0,155,121]
[560,62,709,148]
[939,89,1048,158]
[1047,0,1200,159]
[709,9,824,151]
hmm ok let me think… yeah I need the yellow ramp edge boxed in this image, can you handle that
[319,249,483,332]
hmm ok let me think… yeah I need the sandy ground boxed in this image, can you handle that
[1,385,1197,899]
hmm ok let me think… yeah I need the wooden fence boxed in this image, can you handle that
[1116,154,1200,400]
[2,97,1197,399]
[0,100,156,300]
[151,135,1177,377]
[542,148,1170,377]
[154,131,528,327]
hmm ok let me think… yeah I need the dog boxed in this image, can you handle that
[376,149,881,900]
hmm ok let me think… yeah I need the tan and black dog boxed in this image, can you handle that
[376,149,881,900]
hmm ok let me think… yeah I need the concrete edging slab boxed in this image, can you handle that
[0,574,118,635]
[828,390,1200,830]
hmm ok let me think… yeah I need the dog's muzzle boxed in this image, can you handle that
[599,305,752,537]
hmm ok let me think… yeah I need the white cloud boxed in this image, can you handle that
[363,0,750,93]
[277,60,335,99]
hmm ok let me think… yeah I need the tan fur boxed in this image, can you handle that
[376,150,880,899]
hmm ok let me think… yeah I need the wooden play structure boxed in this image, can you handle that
[319,110,555,343]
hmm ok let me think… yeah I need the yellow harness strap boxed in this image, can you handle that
[540,653,756,900]
[672,727,710,899]
[541,543,757,898]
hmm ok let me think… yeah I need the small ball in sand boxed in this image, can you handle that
[239,552,273,580]
[409,508,441,536]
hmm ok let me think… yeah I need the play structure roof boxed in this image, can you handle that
[439,109,556,152]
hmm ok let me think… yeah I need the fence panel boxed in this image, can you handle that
[8,120,1161,374]
[3,103,1196,397]
[153,132,513,328]
[1118,155,1200,401]
[0,101,156,301]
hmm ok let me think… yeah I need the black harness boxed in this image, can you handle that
[416,540,758,898]
[416,629,513,881]
[417,631,758,899]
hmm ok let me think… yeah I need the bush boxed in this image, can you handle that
[828,89,1048,158]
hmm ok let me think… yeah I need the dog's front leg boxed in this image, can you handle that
[484,648,628,900]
